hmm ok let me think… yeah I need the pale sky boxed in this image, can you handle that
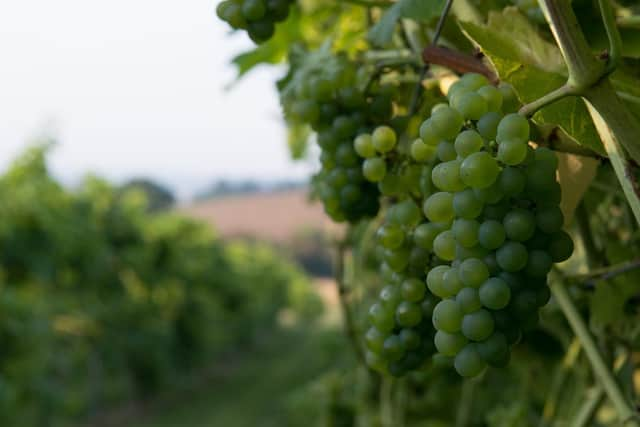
[0,0,316,198]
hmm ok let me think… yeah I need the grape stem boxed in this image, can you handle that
[518,84,578,117]
[422,46,496,83]
[535,0,640,227]
[567,257,640,288]
[550,272,640,426]
[334,237,367,367]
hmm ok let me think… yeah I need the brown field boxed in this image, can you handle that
[179,188,343,243]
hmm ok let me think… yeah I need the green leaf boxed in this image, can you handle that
[611,58,640,121]
[459,8,605,155]
[368,0,445,46]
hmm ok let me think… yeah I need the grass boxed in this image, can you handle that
[125,325,347,427]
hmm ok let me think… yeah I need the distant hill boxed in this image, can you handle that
[180,188,341,243]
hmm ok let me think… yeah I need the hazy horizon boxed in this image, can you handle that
[0,0,316,199]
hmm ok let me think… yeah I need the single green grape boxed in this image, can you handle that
[369,302,395,333]
[432,160,466,192]
[503,209,536,242]
[458,258,490,288]
[419,119,439,146]
[423,192,455,223]
[382,334,406,361]
[414,222,446,251]
[372,126,397,153]
[454,344,487,377]
[430,107,464,140]
[400,328,422,350]
[496,113,530,143]
[460,152,500,189]
[427,265,453,298]
[379,285,402,308]
[498,140,528,165]
[452,218,480,248]
[434,230,456,261]
[433,299,464,333]
[247,19,275,43]
[477,85,503,112]
[454,130,484,158]
[396,301,422,327]
[477,332,509,366]
[452,91,488,120]
[498,167,526,197]
[434,331,468,356]
[354,133,376,158]
[411,139,435,162]
[365,327,387,352]
[477,111,502,141]
[377,223,405,249]
[496,241,529,272]
[536,205,564,233]
[462,309,495,341]
[443,267,464,296]
[453,189,484,219]
[479,277,511,310]
[401,278,426,302]
[363,157,387,182]
[525,250,553,277]
[437,141,457,162]
[242,0,267,21]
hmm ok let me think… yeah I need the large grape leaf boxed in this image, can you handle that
[368,0,446,46]
[459,8,606,155]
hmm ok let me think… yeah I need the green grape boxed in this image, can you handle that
[341,184,361,204]
[336,144,359,167]
[456,287,482,313]
[319,103,338,124]
[382,335,406,361]
[498,140,528,165]
[338,87,364,109]
[437,141,457,162]
[473,181,504,204]
[372,126,397,153]
[503,209,536,242]
[369,302,395,333]
[496,241,529,272]
[452,219,480,248]
[419,165,434,196]
[455,130,484,158]
[536,205,564,233]
[365,327,387,352]
[384,247,411,272]
[268,0,291,20]
[497,113,530,143]
[377,224,405,249]
[498,83,520,113]
[433,299,463,333]
[482,200,510,220]
[443,267,464,296]
[414,222,445,251]
[498,271,524,293]
[423,192,455,223]
[460,152,500,189]
[459,258,490,288]
[401,278,426,302]
[411,139,435,162]
[216,1,232,19]
[512,290,538,319]
[427,265,452,298]
[477,85,503,112]
[354,133,375,158]
[327,168,348,187]
[479,277,511,310]
[363,157,387,182]
[317,130,338,150]
[432,160,466,192]
[452,91,489,120]
[242,0,267,21]
[462,309,495,341]
[434,230,456,261]
[548,230,573,262]
[477,332,509,366]
[459,73,490,90]
[498,166,526,197]
[430,107,464,140]
[408,246,430,275]
[389,199,423,227]
[477,111,502,141]
[402,164,423,197]
[454,344,486,377]
[431,103,449,114]
[396,301,422,327]
[527,231,551,250]
[478,220,506,250]
[525,250,553,277]
[366,350,386,372]
[434,331,468,356]
[247,19,275,43]
[379,285,402,308]
[419,119,440,146]
[222,3,249,28]
[453,189,484,219]
[400,328,421,350]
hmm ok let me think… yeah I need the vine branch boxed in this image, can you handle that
[422,46,496,83]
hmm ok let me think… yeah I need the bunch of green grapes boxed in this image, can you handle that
[286,60,394,222]
[364,200,442,377]
[216,0,294,43]
[415,73,573,378]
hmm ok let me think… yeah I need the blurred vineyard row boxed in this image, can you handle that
[0,145,322,426]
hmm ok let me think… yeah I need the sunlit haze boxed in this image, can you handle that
[0,0,316,198]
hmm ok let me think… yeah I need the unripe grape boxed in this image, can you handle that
[479,277,511,309]
[363,157,387,182]
[354,133,375,158]
[433,299,463,333]
[457,287,482,313]
[459,258,490,288]
[434,230,456,261]
[460,152,500,189]
[497,113,530,143]
[454,344,487,377]
[477,85,503,112]
[372,126,397,153]
[423,192,454,223]
[435,331,467,356]
[455,130,484,158]
[411,139,435,162]
[462,309,495,341]
[496,241,529,272]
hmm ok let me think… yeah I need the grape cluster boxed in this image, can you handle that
[415,73,573,377]
[216,0,294,43]
[287,61,394,222]
[364,200,441,377]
